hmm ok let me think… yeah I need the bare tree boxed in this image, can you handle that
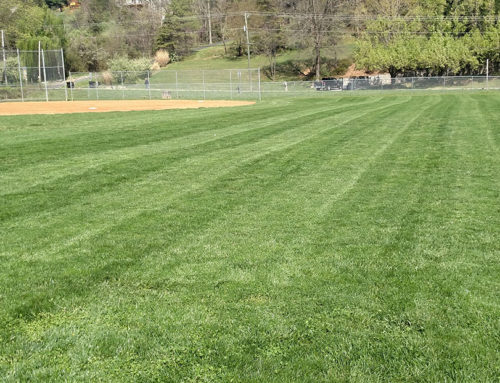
[252,1,286,80]
[294,0,346,80]
[212,0,231,53]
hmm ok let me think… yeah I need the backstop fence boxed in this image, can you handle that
[1,51,499,102]
[0,49,66,102]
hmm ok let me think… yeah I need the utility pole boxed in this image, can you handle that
[207,0,212,45]
[244,12,250,69]
[1,30,7,85]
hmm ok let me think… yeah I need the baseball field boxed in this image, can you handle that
[0,93,499,381]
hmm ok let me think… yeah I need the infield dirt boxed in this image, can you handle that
[0,100,255,116]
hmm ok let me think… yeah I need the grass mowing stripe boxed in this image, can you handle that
[0,97,377,170]
[282,94,498,381]
[0,95,408,263]
[0,104,301,171]
[131,96,436,281]
[0,96,406,224]
[0,95,413,321]
[314,95,440,218]
[1,95,416,318]
[0,97,385,195]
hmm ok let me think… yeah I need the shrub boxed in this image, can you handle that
[107,56,152,73]
[0,87,22,100]
[150,62,161,72]
[154,50,170,67]
[107,56,152,83]
[101,71,114,85]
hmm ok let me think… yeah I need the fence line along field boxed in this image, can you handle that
[0,92,499,381]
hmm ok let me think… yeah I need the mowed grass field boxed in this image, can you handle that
[1,93,499,381]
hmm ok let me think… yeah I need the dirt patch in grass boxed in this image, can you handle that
[0,100,255,116]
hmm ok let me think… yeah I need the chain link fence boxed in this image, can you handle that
[0,49,67,102]
[65,69,262,101]
[1,52,499,103]
[261,76,500,96]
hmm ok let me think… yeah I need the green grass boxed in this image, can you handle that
[0,93,499,381]
[153,42,354,82]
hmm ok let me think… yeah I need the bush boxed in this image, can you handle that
[150,62,161,72]
[0,87,22,100]
[107,56,152,83]
[107,56,152,73]
[154,50,170,67]
[101,71,114,85]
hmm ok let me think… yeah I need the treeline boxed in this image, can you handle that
[1,0,499,78]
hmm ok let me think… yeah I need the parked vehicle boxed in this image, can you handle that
[314,78,343,91]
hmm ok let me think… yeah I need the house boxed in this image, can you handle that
[122,0,148,7]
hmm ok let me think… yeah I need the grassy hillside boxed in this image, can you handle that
[153,41,355,82]
[1,93,499,381]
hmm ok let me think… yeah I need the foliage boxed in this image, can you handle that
[252,0,286,80]
[354,0,499,76]
[1,57,22,84]
[107,56,152,82]
[155,0,200,57]
[63,30,108,72]
[107,56,152,72]
[44,0,69,9]
[154,50,171,67]
[0,86,22,100]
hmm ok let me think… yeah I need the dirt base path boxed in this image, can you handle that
[0,100,255,116]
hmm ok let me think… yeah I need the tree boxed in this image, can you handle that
[253,0,286,79]
[293,0,346,80]
[354,0,499,76]
[44,0,69,9]
[155,0,200,57]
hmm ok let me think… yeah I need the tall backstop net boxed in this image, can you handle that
[1,49,67,102]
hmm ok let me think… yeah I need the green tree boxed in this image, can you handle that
[44,0,69,9]
[155,0,200,57]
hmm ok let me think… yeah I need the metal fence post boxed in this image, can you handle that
[69,70,73,101]
[175,71,179,99]
[121,72,124,99]
[16,49,24,102]
[88,72,91,99]
[229,71,233,99]
[486,59,489,90]
[2,30,8,85]
[249,68,252,92]
[147,71,151,100]
[202,70,206,100]
[95,72,99,100]
[258,67,261,101]
[41,49,49,102]
[61,48,68,101]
